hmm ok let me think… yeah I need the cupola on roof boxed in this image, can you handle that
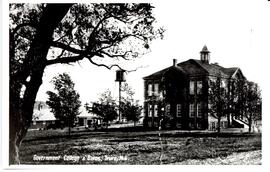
[200,45,210,53]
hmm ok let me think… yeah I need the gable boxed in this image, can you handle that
[178,59,209,77]
[143,67,170,80]
[231,68,245,80]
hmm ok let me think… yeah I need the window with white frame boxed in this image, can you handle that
[212,122,216,130]
[221,121,227,128]
[221,79,226,88]
[148,104,152,117]
[148,84,152,96]
[197,81,203,94]
[197,122,202,129]
[176,104,182,117]
[166,104,170,116]
[154,83,159,96]
[197,102,202,118]
[222,79,228,92]
[176,122,181,128]
[189,81,195,95]
[189,122,194,129]
[154,104,158,117]
[189,103,195,117]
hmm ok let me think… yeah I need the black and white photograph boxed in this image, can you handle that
[1,0,270,169]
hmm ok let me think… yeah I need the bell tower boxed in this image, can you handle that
[200,45,210,64]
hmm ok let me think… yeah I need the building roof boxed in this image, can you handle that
[191,59,229,78]
[33,106,56,121]
[143,45,245,80]
[221,67,239,76]
[144,59,242,80]
[77,108,99,118]
[143,66,185,80]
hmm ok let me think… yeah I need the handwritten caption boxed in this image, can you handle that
[33,155,128,162]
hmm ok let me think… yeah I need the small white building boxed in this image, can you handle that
[76,109,108,130]
[29,101,57,130]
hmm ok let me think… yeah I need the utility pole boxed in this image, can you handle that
[115,70,126,122]
[68,106,71,137]
[119,80,122,122]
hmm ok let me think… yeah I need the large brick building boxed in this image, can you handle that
[143,45,246,130]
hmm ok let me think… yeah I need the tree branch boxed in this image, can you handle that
[51,41,86,54]
[100,50,131,60]
[87,15,111,47]
[46,55,85,65]
[11,22,37,36]
[87,57,123,70]
[96,33,144,52]
[126,65,149,73]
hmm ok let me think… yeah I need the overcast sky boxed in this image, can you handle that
[35,0,270,106]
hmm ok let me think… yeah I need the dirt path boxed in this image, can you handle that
[172,150,261,165]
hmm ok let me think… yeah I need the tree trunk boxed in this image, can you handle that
[217,116,221,133]
[248,116,252,133]
[9,69,44,164]
[9,4,72,164]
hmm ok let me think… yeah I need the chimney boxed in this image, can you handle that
[173,59,177,67]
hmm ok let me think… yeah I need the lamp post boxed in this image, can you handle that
[115,70,126,122]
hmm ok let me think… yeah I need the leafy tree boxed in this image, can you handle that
[92,103,118,122]
[85,89,118,122]
[208,75,230,133]
[121,101,142,126]
[46,73,81,129]
[120,83,142,125]
[242,81,262,133]
[9,3,163,163]
[86,84,142,125]
[232,78,246,120]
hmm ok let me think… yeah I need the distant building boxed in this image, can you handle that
[143,45,247,130]
[77,109,101,127]
[29,101,57,130]
[76,108,109,130]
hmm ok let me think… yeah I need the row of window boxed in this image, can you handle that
[165,104,183,117]
[148,103,203,118]
[189,122,202,129]
[147,80,204,97]
[209,121,228,130]
[147,120,204,129]
[148,79,229,97]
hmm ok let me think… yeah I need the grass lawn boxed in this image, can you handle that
[19,129,261,165]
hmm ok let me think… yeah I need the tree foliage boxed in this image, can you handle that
[85,84,142,124]
[241,81,262,132]
[121,101,142,125]
[9,3,163,164]
[208,75,230,132]
[85,89,118,122]
[46,73,81,126]
[10,3,164,69]
[120,83,142,125]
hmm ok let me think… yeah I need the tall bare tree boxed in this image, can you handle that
[9,3,164,164]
